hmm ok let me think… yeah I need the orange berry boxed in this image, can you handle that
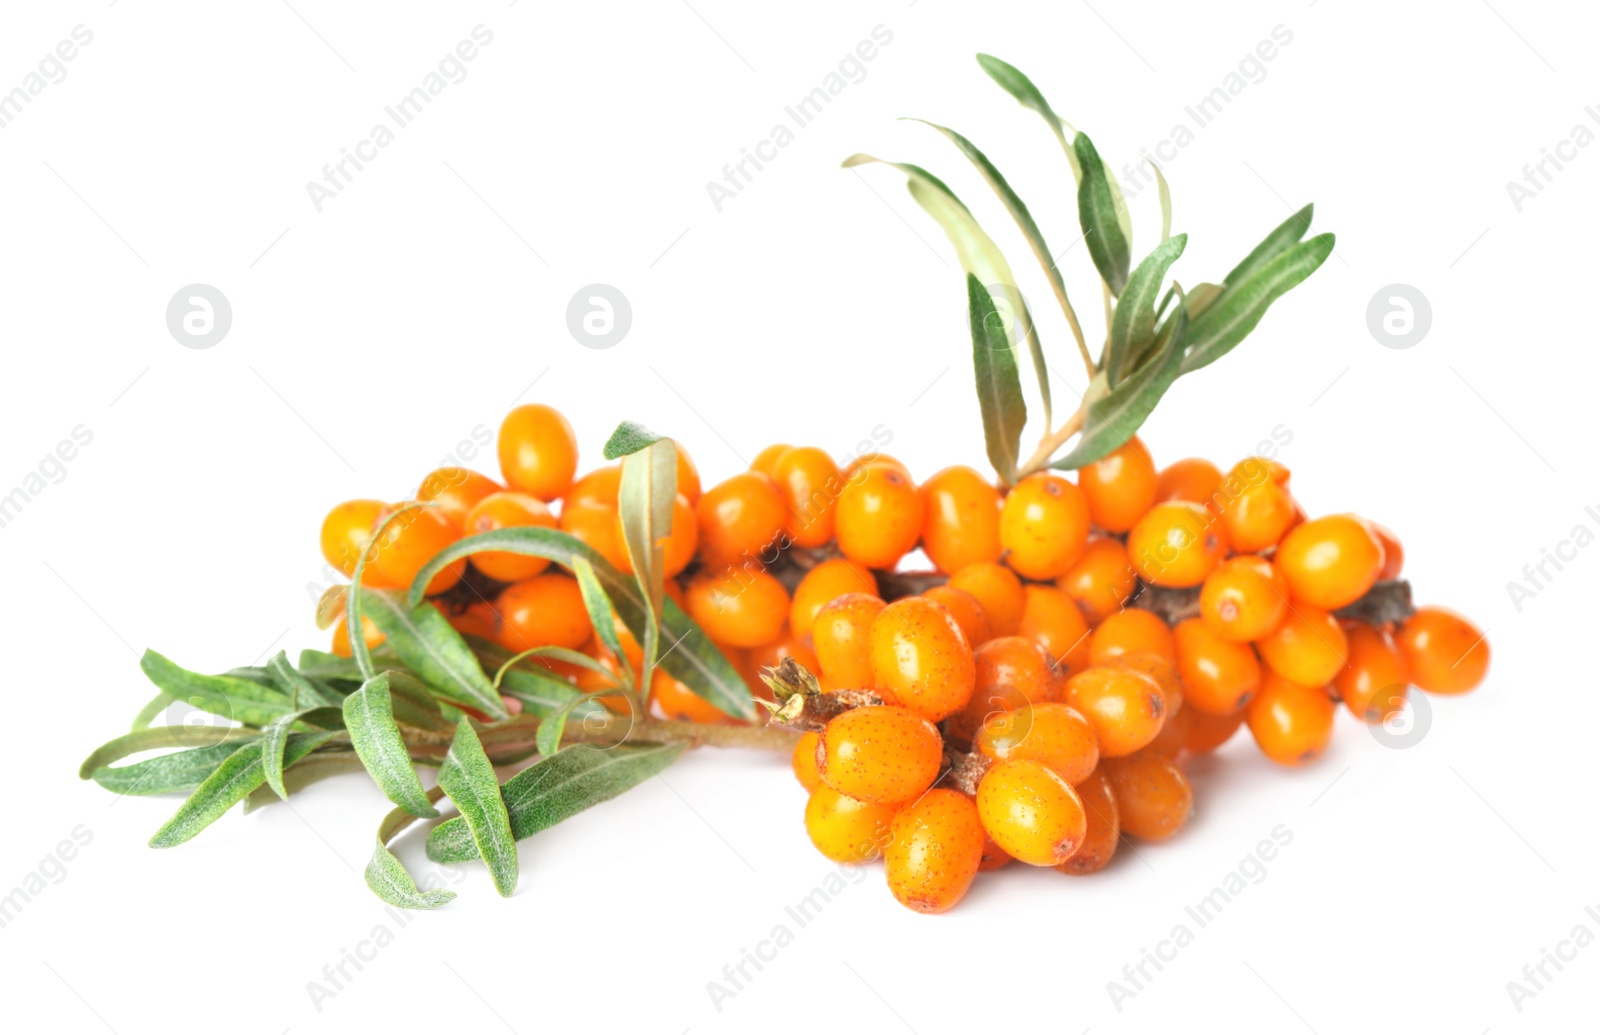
[416,467,503,529]
[1334,623,1410,721]
[973,636,1060,705]
[999,473,1090,580]
[750,443,792,478]
[1109,651,1185,717]
[1396,606,1490,695]
[921,585,992,648]
[1127,500,1225,587]
[976,758,1087,866]
[614,493,698,579]
[1077,435,1159,533]
[1200,556,1290,642]
[320,499,385,578]
[1058,768,1119,875]
[1056,536,1137,625]
[1173,617,1262,716]
[789,558,878,638]
[884,789,984,914]
[1256,604,1348,687]
[920,465,1003,574]
[558,499,631,573]
[496,574,592,652]
[817,705,943,803]
[564,465,621,510]
[792,731,823,791]
[805,785,902,864]
[674,445,702,505]
[652,671,739,724]
[843,452,909,481]
[1219,458,1296,553]
[330,613,384,658]
[1247,672,1336,766]
[444,600,500,643]
[770,446,842,550]
[1062,666,1166,757]
[1155,457,1223,510]
[684,568,789,648]
[1181,707,1245,754]
[974,702,1099,785]
[947,562,1026,636]
[835,463,921,569]
[868,597,976,722]
[1102,751,1192,841]
[1369,520,1404,579]
[695,471,787,571]
[369,505,466,595]
[1089,608,1176,666]
[1276,514,1384,610]
[497,404,578,501]
[979,831,1014,871]
[811,593,886,691]
[1018,584,1091,675]
[462,491,556,583]
[947,683,1033,750]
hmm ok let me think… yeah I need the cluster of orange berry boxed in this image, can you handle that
[318,403,1489,914]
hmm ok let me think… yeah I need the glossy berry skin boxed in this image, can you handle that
[817,704,943,803]
[805,785,902,864]
[1220,459,1296,553]
[1128,501,1226,588]
[1200,556,1290,642]
[497,404,578,501]
[684,568,789,648]
[1058,768,1119,875]
[974,702,1099,785]
[1182,707,1246,753]
[999,473,1091,580]
[948,683,1032,750]
[1276,514,1385,610]
[947,562,1026,637]
[811,593,886,691]
[974,637,1060,705]
[750,443,791,479]
[1110,651,1185,717]
[1056,536,1138,625]
[1396,606,1489,695]
[444,600,500,643]
[496,574,593,653]
[1089,608,1176,666]
[1173,617,1262,716]
[1247,671,1336,766]
[462,491,556,583]
[695,471,787,571]
[369,505,466,595]
[978,832,1013,872]
[673,445,702,505]
[652,671,739,725]
[976,759,1087,867]
[835,463,922,569]
[1019,584,1091,675]
[771,446,842,550]
[1077,435,1159,533]
[1062,666,1166,757]
[920,465,1004,574]
[564,465,621,510]
[868,597,976,722]
[792,731,823,791]
[321,499,386,577]
[1334,623,1410,721]
[558,500,631,573]
[1256,604,1348,688]
[330,613,385,658]
[1370,521,1404,579]
[789,558,878,638]
[1155,457,1223,510]
[884,789,984,914]
[920,585,991,649]
[1102,751,1192,841]
[615,493,698,579]
[416,468,503,529]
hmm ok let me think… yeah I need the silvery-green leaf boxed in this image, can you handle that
[1106,234,1187,386]
[262,706,345,800]
[266,651,341,709]
[245,752,366,812]
[131,693,171,732]
[470,638,609,722]
[91,738,259,797]
[1074,132,1131,295]
[601,421,662,459]
[342,672,438,818]
[1224,203,1314,288]
[968,276,1027,484]
[366,788,455,910]
[572,556,630,687]
[80,724,255,779]
[148,732,335,848]
[381,669,450,732]
[618,438,677,691]
[1181,233,1334,375]
[436,719,518,897]
[139,650,292,728]
[1152,162,1172,243]
[1052,303,1188,470]
[361,588,506,720]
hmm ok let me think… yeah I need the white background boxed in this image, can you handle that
[1,1,1595,1032]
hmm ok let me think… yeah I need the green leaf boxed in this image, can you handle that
[80,724,256,778]
[366,787,455,910]
[602,421,663,459]
[342,673,439,818]
[149,732,335,848]
[572,557,631,687]
[407,527,753,721]
[1052,302,1189,470]
[426,742,685,863]
[1152,163,1172,244]
[974,54,1082,179]
[361,588,507,720]
[1074,132,1132,295]
[1181,233,1335,375]
[265,651,341,709]
[139,650,293,728]
[244,752,367,812]
[296,648,401,684]
[1186,282,1226,319]
[618,438,677,694]
[382,669,451,732]
[262,707,345,800]
[131,693,171,732]
[470,638,610,722]
[91,738,260,797]
[1224,203,1314,288]
[968,276,1028,484]
[1106,234,1188,386]
[436,719,519,897]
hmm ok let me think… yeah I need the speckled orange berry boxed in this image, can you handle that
[817,705,943,804]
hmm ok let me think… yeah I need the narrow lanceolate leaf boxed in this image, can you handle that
[470,638,610,722]
[572,557,631,688]
[436,720,519,897]
[1181,233,1335,375]
[1074,132,1132,296]
[1152,162,1173,243]
[343,673,439,818]
[131,693,171,732]
[1053,304,1189,470]
[149,732,335,848]
[296,647,402,685]
[91,738,260,797]
[80,724,255,779]
[601,420,663,459]
[407,527,753,721]
[266,651,341,709]
[1224,203,1314,288]
[245,752,366,813]
[262,707,345,800]
[140,650,293,728]
[619,438,677,693]
[1106,234,1188,386]
[968,276,1027,485]
[975,54,1079,173]
[367,787,455,910]
[382,670,450,732]
[426,742,685,863]
[1185,282,1226,319]
[361,588,507,720]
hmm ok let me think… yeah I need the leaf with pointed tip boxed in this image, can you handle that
[968,276,1028,484]
[80,724,256,779]
[436,720,518,897]
[266,651,341,709]
[361,588,506,720]
[470,638,611,722]
[245,752,366,812]
[131,693,171,732]
[379,670,451,732]
[139,650,292,728]
[148,732,335,848]
[1053,304,1189,470]
[296,648,402,684]
[366,787,455,909]
[343,673,438,818]
[1152,163,1172,243]
[1224,203,1314,288]
[618,439,677,692]
[92,738,260,797]
[572,556,630,685]
[1181,233,1334,375]
[975,54,1080,175]
[1106,234,1187,386]
[262,706,345,800]
[602,421,663,460]
[1074,133,1131,295]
